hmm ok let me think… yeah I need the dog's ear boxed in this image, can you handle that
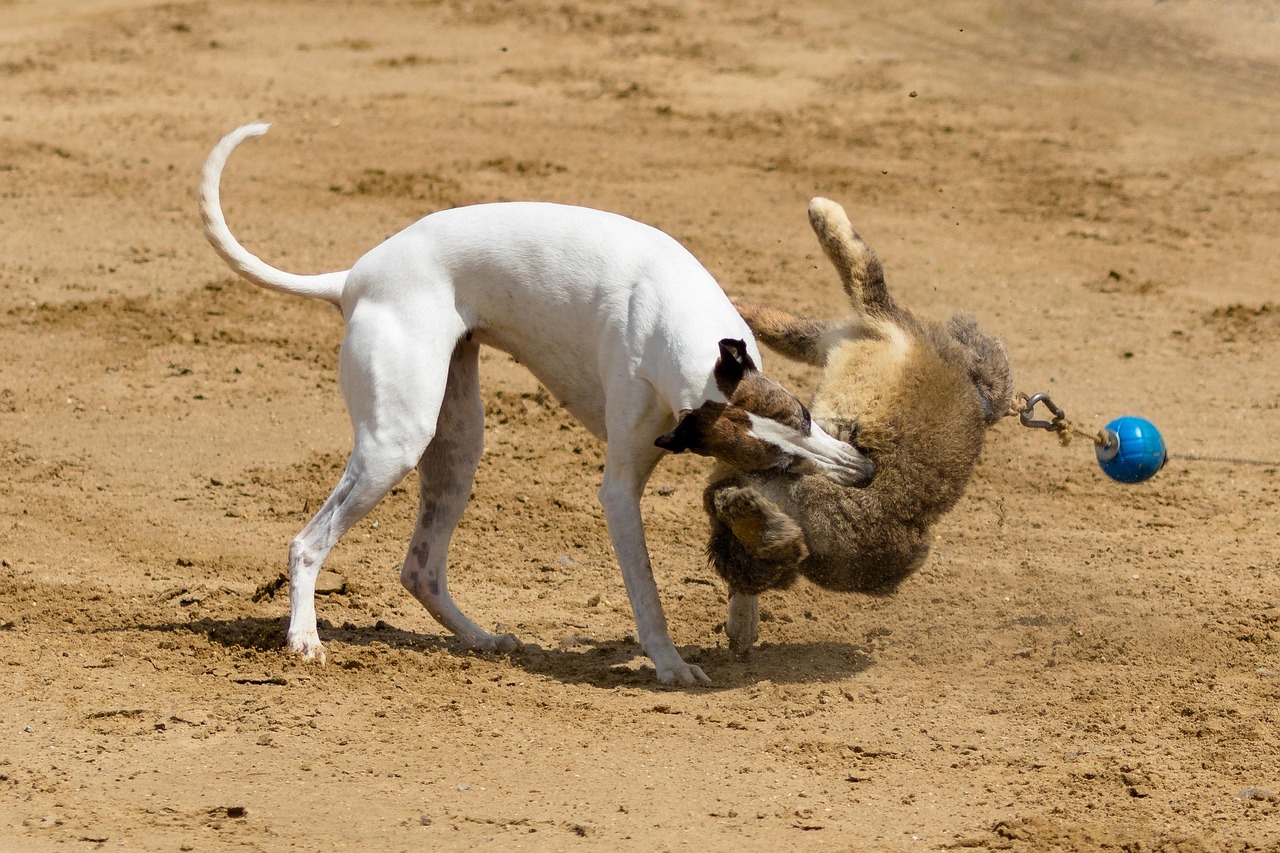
[946,315,1015,427]
[713,338,754,394]
[710,338,807,430]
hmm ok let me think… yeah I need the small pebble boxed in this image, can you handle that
[314,570,346,595]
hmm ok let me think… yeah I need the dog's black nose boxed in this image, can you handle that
[852,455,875,487]
[654,413,696,453]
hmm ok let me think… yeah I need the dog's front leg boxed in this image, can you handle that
[601,473,710,686]
[599,432,710,686]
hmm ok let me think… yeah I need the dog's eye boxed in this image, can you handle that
[798,404,813,434]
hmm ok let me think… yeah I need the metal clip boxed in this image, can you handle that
[1017,392,1067,432]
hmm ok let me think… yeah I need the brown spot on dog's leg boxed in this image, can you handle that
[406,501,438,569]
[419,500,437,530]
[411,541,430,569]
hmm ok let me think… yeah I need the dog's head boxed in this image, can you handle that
[655,339,875,487]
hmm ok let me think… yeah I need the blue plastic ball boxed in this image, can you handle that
[1096,416,1166,483]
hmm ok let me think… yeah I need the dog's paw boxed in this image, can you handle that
[287,632,328,665]
[469,630,522,654]
[656,661,712,687]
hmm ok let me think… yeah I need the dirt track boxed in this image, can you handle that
[2,1,1279,850]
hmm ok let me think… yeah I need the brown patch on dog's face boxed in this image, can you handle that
[656,339,874,486]
[654,339,809,473]
[654,401,794,472]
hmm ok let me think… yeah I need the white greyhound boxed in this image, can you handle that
[199,123,872,685]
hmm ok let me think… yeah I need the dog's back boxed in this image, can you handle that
[347,201,756,435]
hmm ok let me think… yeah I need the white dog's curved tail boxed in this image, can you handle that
[199,123,346,307]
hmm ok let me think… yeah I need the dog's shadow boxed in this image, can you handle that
[494,633,874,690]
[138,616,873,690]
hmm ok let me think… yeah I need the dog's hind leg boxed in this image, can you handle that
[399,338,518,652]
[285,306,461,662]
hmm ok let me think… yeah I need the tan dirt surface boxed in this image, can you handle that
[2,1,1278,850]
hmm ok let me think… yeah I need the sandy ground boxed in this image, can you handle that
[1,0,1278,850]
